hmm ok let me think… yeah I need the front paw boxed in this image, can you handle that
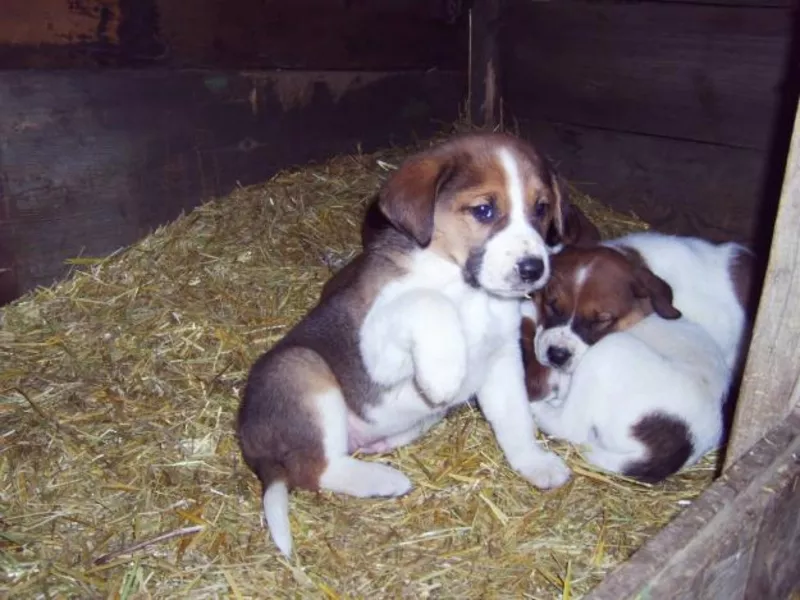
[518,451,571,489]
[415,343,468,406]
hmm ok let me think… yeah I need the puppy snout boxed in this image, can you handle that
[516,256,545,283]
[546,346,572,368]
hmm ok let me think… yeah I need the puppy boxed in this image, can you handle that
[238,132,573,556]
[523,246,730,482]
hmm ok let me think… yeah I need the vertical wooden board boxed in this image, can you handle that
[502,0,793,150]
[725,99,800,467]
[0,69,464,300]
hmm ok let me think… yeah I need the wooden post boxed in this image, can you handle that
[468,0,501,129]
[724,98,800,469]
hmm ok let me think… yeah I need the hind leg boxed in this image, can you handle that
[315,388,413,497]
[583,446,637,476]
[582,426,645,476]
[354,412,444,454]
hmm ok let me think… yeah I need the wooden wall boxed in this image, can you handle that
[0,0,468,303]
[501,0,797,247]
[0,0,467,70]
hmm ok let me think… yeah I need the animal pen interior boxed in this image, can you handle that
[1,0,799,598]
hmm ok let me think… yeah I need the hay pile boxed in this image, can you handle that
[0,136,715,599]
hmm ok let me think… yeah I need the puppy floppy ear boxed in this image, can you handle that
[378,156,455,247]
[552,173,568,238]
[557,203,602,248]
[631,266,682,319]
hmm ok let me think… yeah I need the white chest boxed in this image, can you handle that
[357,251,522,438]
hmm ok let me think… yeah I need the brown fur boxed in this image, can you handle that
[624,413,694,483]
[559,204,602,248]
[520,314,556,401]
[539,246,681,346]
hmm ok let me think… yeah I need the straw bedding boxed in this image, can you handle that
[0,135,717,599]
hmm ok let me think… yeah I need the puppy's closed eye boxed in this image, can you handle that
[544,299,562,319]
[590,313,616,331]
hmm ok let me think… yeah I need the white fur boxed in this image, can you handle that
[477,148,550,295]
[604,232,749,370]
[316,388,413,496]
[530,314,730,477]
[535,323,588,373]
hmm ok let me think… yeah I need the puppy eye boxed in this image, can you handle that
[470,197,497,224]
[533,200,548,219]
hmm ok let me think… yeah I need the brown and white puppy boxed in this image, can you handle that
[522,246,730,483]
[238,132,573,556]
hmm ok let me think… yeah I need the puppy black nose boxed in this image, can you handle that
[517,257,545,283]
[546,346,572,367]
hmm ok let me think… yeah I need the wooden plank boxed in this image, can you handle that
[0,69,465,303]
[724,99,800,468]
[502,0,793,150]
[515,120,766,244]
[586,408,800,600]
[0,0,467,70]
[469,0,501,128]
[157,0,468,70]
[654,0,790,7]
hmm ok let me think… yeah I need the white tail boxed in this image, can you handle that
[263,480,292,556]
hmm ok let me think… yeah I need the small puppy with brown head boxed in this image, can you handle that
[238,132,575,556]
[521,246,731,483]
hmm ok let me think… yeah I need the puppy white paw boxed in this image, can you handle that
[415,343,468,405]
[368,464,414,497]
[518,451,571,490]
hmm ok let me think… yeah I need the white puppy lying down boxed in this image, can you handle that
[529,314,729,481]
[520,245,732,482]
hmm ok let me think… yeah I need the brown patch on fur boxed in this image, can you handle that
[238,348,336,493]
[540,245,681,346]
[616,245,682,321]
[623,412,694,483]
[560,204,602,248]
[520,315,555,401]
